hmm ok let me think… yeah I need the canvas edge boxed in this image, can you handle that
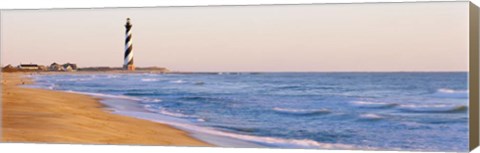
[470,1,480,152]
[0,1,469,11]
[0,10,3,143]
[0,1,475,152]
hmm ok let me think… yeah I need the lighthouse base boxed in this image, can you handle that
[124,65,135,71]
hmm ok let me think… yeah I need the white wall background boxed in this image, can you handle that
[0,0,478,153]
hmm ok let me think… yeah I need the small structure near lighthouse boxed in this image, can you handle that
[123,18,135,71]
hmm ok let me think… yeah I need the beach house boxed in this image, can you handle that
[3,64,14,69]
[63,63,77,71]
[49,62,63,71]
[38,65,48,71]
[2,64,16,72]
[18,64,39,70]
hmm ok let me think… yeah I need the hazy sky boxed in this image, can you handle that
[1,2,469,72]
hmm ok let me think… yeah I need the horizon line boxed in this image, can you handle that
[2,64,469,73]
[169,70,469,73]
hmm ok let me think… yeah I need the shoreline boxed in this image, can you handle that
[4,71,462,151]
[1,72,212,146]
[10,72,362,149]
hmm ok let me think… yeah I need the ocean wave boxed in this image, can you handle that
[353,100,468,114]
[213,125,259,133]
[399,104,467,113]
[358,113,384,120]
[47,84,57,90]
[158,109,196,118]
[194,81,205,85]
[215,132,358,149]
[181,96,208,101]
[65,90,144,101]
[143,105,196,118]
[170,80,185,84]
[431,88,468,98]
[106,75,119,78]
[272,107,330,116]
[65,90,165,105]
[420,118,468,124]
[146,98,162,102]
[276,85,303,90]
[62,78,94,82]
[118,110,361,149]
[437,88,468,94]
[216,72,247,75]
[351,101,398,109]
[124,92,158,96]
[141,78,160,82]
[179,96,231,103]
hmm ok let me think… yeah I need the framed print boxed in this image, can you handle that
[1,1,479,152]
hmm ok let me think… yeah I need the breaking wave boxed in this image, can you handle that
[272,107,331,116]
[141,78,160,82]
[437,88,468,94]
[65,90,163,104]
[65,90,144,101]
[431,88,468,98]
[352,100,467,114]
[351,101,399,109]
[170,80,186,84]
[117,109,362,149]
[158,109,196,118]
[143,104,198,119]
[358,113,384,120]
[399,104,467,113]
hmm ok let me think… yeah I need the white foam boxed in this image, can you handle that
[158,109,195,118]
[170,80,185,84]
[141,78,159,82]
[351,101,398,108]
[66,78,93,81]
[146,98,162,102]
[65,90,143,101]
[352,101,389,105]
[113,110,362,149]
[142,105,195,118]
[432,88,468,98]
[106,75,119,78]
[359,113,383,119]
[273,107,330,114]
[437,88,468,94]
[352,101,388,105]
[398,104,467,113]
[47,84,56,90]
[400,104,450,108]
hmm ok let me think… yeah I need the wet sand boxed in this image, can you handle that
[1,72,211,146]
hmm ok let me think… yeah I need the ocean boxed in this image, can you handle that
[28,72,468,151]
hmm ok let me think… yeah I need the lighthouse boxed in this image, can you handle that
[123,18,135,71]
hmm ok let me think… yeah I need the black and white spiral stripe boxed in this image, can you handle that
[124,18,133,68]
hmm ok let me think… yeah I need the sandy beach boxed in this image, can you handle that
[1,72,211,146]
